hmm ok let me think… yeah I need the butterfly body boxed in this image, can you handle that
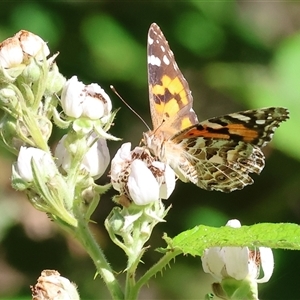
[144,23,289,193]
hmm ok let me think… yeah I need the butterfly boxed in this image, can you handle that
[143,23,289,193]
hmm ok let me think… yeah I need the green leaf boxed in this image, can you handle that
[162,223,300,257]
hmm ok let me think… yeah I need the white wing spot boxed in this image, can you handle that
[233,114,251,121]
[256,119,266,125]
[160,45,165,52]
[148,35,154,45]
[163,55,170,65]
[148,55,161,67]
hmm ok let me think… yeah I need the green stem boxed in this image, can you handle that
[127,248,182,299]
[75,220,124,300]
[124,222,149,299]
[125,267,135,300]
[24,111,50,151]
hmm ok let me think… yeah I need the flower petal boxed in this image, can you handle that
[201,247,225,282]
[82,137,110,178]
[256,247,274,283]
[224,247,250,280]
[17,30,50,59]
[110,142,132,190]
[128,159,159,205]
[61,76,84,118]
[159,164,175,199]
[0,36,23,68]
[17,147,56,182]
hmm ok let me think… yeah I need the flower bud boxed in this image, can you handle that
[0,87,18,108]
[0,30,49,81]
[45,63,66,95]
[21,58,41,82]
[81,136,110,178]
[55,133,110,178]
[0,30,49,68]
[61,76,112,120]
[13,147,57,182]
[0,114,24,152]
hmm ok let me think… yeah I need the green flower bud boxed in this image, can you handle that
[108,207,126,233]
[0,114,25,152]
[21,58,41,83]
[0,86,19,111]
[45,63,66,96]
[0,65,25,83]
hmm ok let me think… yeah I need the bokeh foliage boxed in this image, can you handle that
[0,1,299,299]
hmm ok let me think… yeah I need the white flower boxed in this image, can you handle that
[61,76,112,119]
[14,147,57,182]
[201,219,274,283]
[55,134,110,178]
[31,270,79,300]
[0,30,49,69]
[110,142,176,205]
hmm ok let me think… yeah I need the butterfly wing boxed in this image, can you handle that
[147,23,198,136]
[169,107,289,192]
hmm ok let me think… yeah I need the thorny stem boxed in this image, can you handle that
[75,219,124,300]
[126,248,182,300]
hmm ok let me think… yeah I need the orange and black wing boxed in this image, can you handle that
[147,23,198,135]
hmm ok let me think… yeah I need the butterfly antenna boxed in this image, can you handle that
[110,85,151,131]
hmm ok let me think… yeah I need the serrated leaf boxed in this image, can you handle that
[162,223,300,257]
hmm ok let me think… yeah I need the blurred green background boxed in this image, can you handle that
[0,1,299,299]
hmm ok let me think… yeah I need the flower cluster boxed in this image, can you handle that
[0,30,116,228]
[0,29,176,264]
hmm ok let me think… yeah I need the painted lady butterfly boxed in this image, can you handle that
[143,23,289,193]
